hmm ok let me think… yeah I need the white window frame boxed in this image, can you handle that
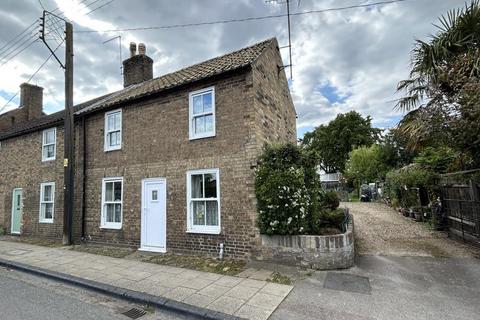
[100,177,123,230]
[189,87,216,140]
[42,128,56,161]
[39,182,55,223]
[186,168,221,234]
[104,109,122,152]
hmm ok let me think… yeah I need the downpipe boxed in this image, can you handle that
[219,243,224,260]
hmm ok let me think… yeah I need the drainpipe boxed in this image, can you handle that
[219,243,224,260]
[80,116,87,240]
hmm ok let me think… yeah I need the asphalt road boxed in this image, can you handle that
[272,255,480,320]
[0,267,188,320]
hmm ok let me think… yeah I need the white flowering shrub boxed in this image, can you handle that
[255,144,319,235]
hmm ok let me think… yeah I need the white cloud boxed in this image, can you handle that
[0,0,465,136]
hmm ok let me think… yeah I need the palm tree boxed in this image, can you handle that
[397,0,480,112]
[396,1,480,155]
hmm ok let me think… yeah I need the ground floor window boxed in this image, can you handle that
[186,169,221,234]
[39,182,55,223]
[101,177,123,229]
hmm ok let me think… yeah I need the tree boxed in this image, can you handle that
[413,146,467,173]
[396,1,480,167]
[302,111,380,173]
[378,129,417,169]
[345,145,389,191]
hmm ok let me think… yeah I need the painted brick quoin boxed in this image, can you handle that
[0,38,296,258]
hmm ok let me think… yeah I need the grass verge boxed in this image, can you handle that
[70,244,135,258]
[266,271,293,285]
[70,244,246,276]
[12,237,63,248]
[129,251,246,276]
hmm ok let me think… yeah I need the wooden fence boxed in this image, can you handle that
[440,170,480,245]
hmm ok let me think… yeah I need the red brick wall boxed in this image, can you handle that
[0,108,29,133]
[252,39,297,146]
[81,71,260,257]
[0,41,297,258]
[0,127,67,239]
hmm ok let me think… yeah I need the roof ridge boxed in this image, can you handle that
[145,37,275,85]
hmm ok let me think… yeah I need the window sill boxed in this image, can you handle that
[100,225,122,230]
[39,220,53,224]
[189,133,216,141]
[104,147,122,153]
[42,158,56,162]
[186,228,221,235]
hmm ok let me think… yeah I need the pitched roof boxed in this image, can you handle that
[0,38,275,140]
[0,94,114,140]
[76,37,274,115]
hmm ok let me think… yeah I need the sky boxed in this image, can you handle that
[0,0,466,139]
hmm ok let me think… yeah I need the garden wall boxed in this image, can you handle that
[257,216,354,270]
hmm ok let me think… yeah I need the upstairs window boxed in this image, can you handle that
[39,182,55,223]
[186,169,220,234]
[42,128,56,161]
[101,177,123,229]
[104,109,122,151]
[189,87,215,140]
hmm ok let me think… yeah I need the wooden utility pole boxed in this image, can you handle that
[286,0,293,80]
[40,10,74,245]
[63,21,74,245]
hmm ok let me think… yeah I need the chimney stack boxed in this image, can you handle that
[20,83,43,120]
[123,42,153,87]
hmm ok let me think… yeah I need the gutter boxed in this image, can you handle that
[80,116,87,240]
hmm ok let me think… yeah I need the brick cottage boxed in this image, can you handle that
[0,38,296,258]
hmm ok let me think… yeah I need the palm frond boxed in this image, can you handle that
[396,1,480,111]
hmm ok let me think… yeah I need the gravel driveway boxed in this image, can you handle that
[343,202,479,258]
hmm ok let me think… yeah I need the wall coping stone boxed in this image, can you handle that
[258,215,355,270]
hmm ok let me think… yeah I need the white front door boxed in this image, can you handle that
[141,178,167,252]
[11,188,23,234]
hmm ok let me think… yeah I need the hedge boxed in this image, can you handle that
[255,143,342,235]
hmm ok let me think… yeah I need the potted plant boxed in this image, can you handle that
[409,208,416,219]
[412,206,423,222]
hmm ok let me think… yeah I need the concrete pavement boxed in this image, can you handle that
[272,255,480,320]
[0,240,292,320]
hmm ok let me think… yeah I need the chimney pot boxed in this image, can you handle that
[129,42,137,57]
[138,43,146,55]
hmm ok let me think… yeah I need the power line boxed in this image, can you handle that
[38,0,45,10]
[48,0,103,22]
[51,0,89,14]
[86,0,115,15]
[0,31,38,62]
[0,40,64,114]
[84,0,109,10]
[74,0,410,33]
[0,0,115,112]
[0,39,39,69]
[0,20,38,53]
[51,0,114,18]
[0,21,39,58]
